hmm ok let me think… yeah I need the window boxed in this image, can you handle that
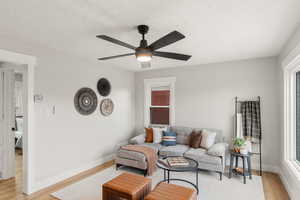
[283,56,300,177]
[150,89,170,125]
[296,72,300,162]
[144,77,175,127]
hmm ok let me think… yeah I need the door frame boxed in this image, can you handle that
[0,49,36,194]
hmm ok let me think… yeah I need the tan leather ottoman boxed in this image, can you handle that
[102,172,151,200]
[145,182,197,200]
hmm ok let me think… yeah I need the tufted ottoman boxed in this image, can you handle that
[102,172,152,200]
[145,182,197,200]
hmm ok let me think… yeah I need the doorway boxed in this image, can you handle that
[0,49,35,194]
[0,65,25,192]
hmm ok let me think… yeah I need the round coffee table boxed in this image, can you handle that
[156,156,199,193]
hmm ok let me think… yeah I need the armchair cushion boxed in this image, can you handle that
[207,143,228,157]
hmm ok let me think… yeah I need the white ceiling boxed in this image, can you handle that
[0,0,300,71]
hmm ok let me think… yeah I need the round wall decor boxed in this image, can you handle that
[100,98,114,116]
[74,88,98,115]
[97,78,111,97]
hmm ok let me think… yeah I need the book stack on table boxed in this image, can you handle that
[158,157,189,168]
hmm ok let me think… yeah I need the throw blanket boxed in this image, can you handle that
[121,145,158,176]
[241,101,261,139]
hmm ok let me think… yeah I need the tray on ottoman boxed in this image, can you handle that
[102,172,151,200]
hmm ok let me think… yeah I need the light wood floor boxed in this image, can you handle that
[0,151,290,200]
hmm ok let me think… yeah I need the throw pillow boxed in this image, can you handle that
[162,131,177,146]
[189,131,202,148]
[153,127,167,143]
[145,128,154,143]
[200,129,216,149]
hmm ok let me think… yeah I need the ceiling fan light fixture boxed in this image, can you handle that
[136,53,152,62]
[97,24,191,67]
[135,48,152,62]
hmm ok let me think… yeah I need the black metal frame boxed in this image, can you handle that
[229,151,252,184]
[157,157,199,194]
[235,96,262,176]
[158,168,199,194]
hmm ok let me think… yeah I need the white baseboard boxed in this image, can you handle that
[32,154,114,193]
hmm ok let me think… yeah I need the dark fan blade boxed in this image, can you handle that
[98,53,134,60]
[148,31,185,51]
[141,62,151,68]
[97,35,136,50]
[153,51,191,61]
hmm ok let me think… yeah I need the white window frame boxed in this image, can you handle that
[144,77,176,127]
[283,54,300,180]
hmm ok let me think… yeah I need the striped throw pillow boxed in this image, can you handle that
[162,131,177,146]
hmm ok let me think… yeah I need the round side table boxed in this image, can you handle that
[228,150,252,184]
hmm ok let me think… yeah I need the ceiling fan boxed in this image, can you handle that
[96,25,191,68]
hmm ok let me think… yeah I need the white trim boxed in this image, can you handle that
[281,50,300,199]
[144,77,176,127]
[0,49,36,194]
[282,57,300,179]
[33,154,114,192]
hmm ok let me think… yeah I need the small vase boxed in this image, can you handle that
[240,147,248,155]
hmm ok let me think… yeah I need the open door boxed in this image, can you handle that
[0,69,15,179]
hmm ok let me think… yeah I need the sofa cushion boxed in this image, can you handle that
[159,145,190,157]
[193,128,223,143]
[200,129,216,149]
[153,127,167,143]
[170,126,193,145]
[162,131,177,146]
[184,148,222,165]
[189,131,202,148]
[145,128,154,143]
[129,133,145,145]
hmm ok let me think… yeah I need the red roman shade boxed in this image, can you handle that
[151,90,170,106]
[150,107,169,125]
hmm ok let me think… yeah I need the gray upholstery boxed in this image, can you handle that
[116,126,227,178]
[159,144,190,157]
[184,148,222,165]
[170,126,193,145]
[116,157,147,170]
[117,149,146,162]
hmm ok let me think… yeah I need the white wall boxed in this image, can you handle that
[278,24,300,200]
[135,57,280,170]
[0,35,135,192]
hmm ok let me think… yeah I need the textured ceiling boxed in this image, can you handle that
[0,0,300,71]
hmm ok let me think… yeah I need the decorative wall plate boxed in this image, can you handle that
[74,88,98,115]
[97,78,111,97]
[100,98,114,116]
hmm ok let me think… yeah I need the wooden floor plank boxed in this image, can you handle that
[0,151,290,200]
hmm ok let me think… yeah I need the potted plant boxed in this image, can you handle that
[233,138,247,154]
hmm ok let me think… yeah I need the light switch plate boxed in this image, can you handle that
[34,94,43,103]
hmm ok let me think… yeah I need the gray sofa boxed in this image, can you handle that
[116,126,228,180]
